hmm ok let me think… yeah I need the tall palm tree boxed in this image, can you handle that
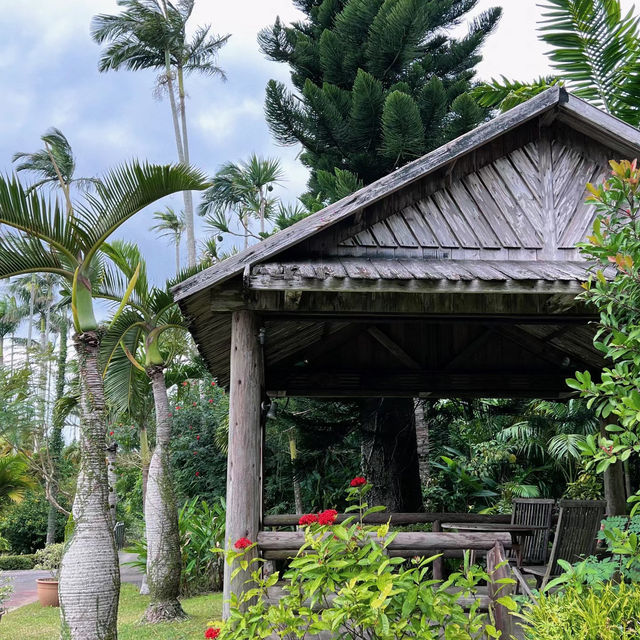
[91,0,229,267]
[13,127,100,214]
[0,161,206,640]
[473,0,640,122]
[0,296,22,368]
[200,155,283,248]
[99,241,192,622]
[150,206,185,274]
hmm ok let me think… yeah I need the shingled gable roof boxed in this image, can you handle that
[173,87,640,302]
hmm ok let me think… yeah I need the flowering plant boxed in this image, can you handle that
[215,479,510,639]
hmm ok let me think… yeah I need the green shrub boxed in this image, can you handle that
[0,572,13,610]
[518,582,640,639]
[126,496,226,596]
[0,554,36,570]
[34,543,64,577]
[217,482,514,639]
[0,490,65,554]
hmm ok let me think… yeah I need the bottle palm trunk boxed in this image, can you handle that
[58,331,120,640]
[143,366,185,622]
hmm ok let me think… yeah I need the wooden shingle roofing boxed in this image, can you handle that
[173,87,640,303]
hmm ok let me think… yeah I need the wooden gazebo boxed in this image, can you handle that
[173,87,640,609]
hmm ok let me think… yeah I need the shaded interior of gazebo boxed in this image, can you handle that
[174,87,640,608]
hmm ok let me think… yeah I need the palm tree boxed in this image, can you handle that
[0,453,37,503]
[473,0,640,122]
[150,206,185,274]
[0,296,22,368]
[99,241,192,622]
[0,161,207,640]
[91,0,229,267]
[200,155,284,248]
[13,127,100,214]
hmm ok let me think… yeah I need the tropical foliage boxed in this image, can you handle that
[474,0,640,123]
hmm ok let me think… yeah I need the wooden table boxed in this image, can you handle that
[441,522,549,567]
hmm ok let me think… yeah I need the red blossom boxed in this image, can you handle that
[211,381,216,386]
[182,381,189,386]
[205,628,220,639]
[109,431,114,436]
[318,509,338,526]
[298,513,319,526]
[350,476,366,488]
[195,472,200,477]
[209,399,214,403]
[193,451,198,455]
[193,402,197,406]
[176,406,181,410]
[234,537,252,550]
[197,435,200,440]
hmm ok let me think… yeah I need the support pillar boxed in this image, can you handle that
[223,311,263,618]
[601,418,627,516]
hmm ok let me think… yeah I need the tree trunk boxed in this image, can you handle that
[46,315,68,545]
[360,398,423,512]
[414,399,430,487]
[0,336,3,368]
[175,241,180,276]
[26,275,35,365]
[143,366,185,623]
[106,443,118,526]
[58,331,120,640]
[177,66,196,268]
[602,419,627,516]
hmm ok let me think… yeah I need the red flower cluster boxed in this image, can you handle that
[182,381,189,386]
[209,398,214,403]
[196,435,201,440]
[298,513,319,526]
[211,381,216,386]
[205,628,220,639]
[109,431,114,436]
[318,509,338,525]
[195,471,200,477]
[234,537,252,550]
[350,476,366,487]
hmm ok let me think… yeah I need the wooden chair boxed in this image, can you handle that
[518,499,606,590]
[511,498,554,564]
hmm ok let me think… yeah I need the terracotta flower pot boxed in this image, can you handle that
[36,578,59,607]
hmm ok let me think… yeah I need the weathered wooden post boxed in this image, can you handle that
[487,540,515,638]
[223,310,264,618]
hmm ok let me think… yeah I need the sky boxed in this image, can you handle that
[0,0,631,286]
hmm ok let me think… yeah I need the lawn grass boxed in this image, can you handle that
[1,583,222,639]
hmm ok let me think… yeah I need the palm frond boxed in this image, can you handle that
[538,0,640,121]
[0,233,73,280]
[76,161,208,266]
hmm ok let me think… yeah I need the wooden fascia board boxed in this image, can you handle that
[247,274,586,296]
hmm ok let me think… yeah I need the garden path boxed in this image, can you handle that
[4,552,143,610]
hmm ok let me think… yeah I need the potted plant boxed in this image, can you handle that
[34,543,63,607]
[0,573,14,622]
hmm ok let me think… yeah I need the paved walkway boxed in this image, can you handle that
[4,552,143,610]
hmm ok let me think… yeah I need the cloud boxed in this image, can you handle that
[195,98,264,142]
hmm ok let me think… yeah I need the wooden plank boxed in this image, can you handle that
[432,189,480,248]
[487,541,515,638]
[223,311,263,618]
[263,512,512,527]
[509,144,542,204]
[416,197,460,248]
[369,219,398,247]
[463,171,524,249]
[539,130,558,259]
[386,212,420,248]
[257,530,512,551]
[400,205,439,247]
[448,181,501,248]
[477,163,542,248]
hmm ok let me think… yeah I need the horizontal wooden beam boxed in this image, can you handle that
[248,273,585,296]
[257,530,512,551]
[263,512,512,527]
[266,369,580,398]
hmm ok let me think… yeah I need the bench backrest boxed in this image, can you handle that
[511,498,555,564]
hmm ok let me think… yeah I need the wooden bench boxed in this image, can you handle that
[258,531,516,637]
